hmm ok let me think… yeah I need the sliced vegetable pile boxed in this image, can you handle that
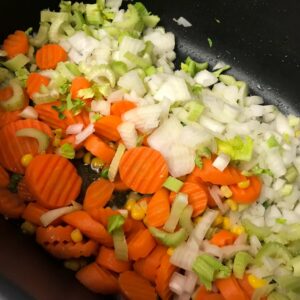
[1,0,300,299]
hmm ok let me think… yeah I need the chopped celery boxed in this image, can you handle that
[62,23,75,36]
[30,22,50,47]
[184,100,204,122]
[280,184,293,196]
[107,214,125,234]
[179,205,194,235]
[268,292,290,300]
[15,68,29,87]
[134,2,149,16]
[16,128,50,153]
[196,146,211,158]
[149,227,187,247]
[58,143,75,159]
[279,224,300,242]
[219,74,236,85]
[111,61,128,77]
[255,242,292,265]
[212,65,231,78]
[114,4,141,32]
[145,66,156,76]
[86,4,103,25]
[77,88,94,99]
[41,11,69,23]
[49,18,67,43]
[233,251,254,279]
[163,193,188,233]
[2,54,30,71]
[143,15,160,28]
[242,219,271,240]
[285,166,298,183]
[65,62,81,76]
[267,135,279,148]
[96,0,105,10]
[59,1,72,12]
[0,67,12,83]
[56,62,75,81]
[181,56,208,77]
[163,176,184,192]
[192,254,230,290]
[112,228,128,261]
[195,155,203,169]
[88,65,116,87]
[216,135,254,161]
[0,79,25,111]
[73,10,85,30]
[276,275,300,295]
[124,52,152,69]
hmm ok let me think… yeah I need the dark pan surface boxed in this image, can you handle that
[0,0,300,299]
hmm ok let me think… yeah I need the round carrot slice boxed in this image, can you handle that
[25,154,82,209]
[111,100,136,117]
[119,146,169,194]
[94,115,122,142]
[36,44,67,70]
[3,30,29,58]
[0,110,22,129]
[0,119,53,174]
[36,225,74,245]
[17,177,35,202]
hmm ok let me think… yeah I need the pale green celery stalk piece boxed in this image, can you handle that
[0,67,12,83]
[280,184,293,196]
[0,79,25,111]
[179,205,194,235]
[242,219,271,240]
[58,143,75,159]
[233,251,254,279]
[149,227,187,247]
[30,23,50,47]
[108,214,125,234]
[163,176,184,192]
[112,228,128,261]
[16,128,50,153]
[276,275,300,295]
[267,135,279,148]
[219,74,236,85]
[2,54,30,72]
[86,4,103,25]
[212,65,231,77]
[285,166,298,183]
[143,15,160,28]
[40,11,69,23]
[73,11,85,30]
[184,101,204,122]
[65,63,81,76]
[124,52,151,69]
[111,61,128,77]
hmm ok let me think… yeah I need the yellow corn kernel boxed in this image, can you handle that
[138,199,148,213]
[222,217,231,230]
[248,274,267,289]
[21,154,33,167]
[52,137,61,147]
[220,185,233,198]
[225,199,238,211]
[64,259,81,271]
[167,247,174,256]
[231,225,245,235]
[194,216,203,224]
[131,204,145,221]
[91,157,104,170]
[125,199,136,211]
[54,128,63,139]
[238,180,250,189]
[71,229,83,243]
[83,152,92,165]
[21,221,36,235]
[212,214,224,227]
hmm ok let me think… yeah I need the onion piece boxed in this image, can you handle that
[66,123,84,135]
[107,89,125,103]
[212,153,230,171]
[184,271,198,294]
[40,201,82,227]
[202,240,223,258]
[108,143,126,182]
[117,122,138,149]
[75,123,95,145]
[19,106,38,119]
[234,233,248,245]
[222,245,251,259]
[208,186,228,214]
[169,272,186,295]
[173,17,192,28]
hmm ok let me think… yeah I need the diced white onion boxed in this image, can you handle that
[107,89,125,103]
[75,123,95,145]
[212,153,230,172]
[173,17,192,27]
[66,123,84,135]
[169,272,186,295]
[118,70,146,97]
[194,70,218,87]
[19,106,38,119]
[91,100,110,116]
[201,240,223,258]
[117,122,138,149]
[209,186,228,214]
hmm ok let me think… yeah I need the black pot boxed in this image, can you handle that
[0,0,299,299]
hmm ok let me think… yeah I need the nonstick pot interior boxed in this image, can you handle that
[0,0,300,299]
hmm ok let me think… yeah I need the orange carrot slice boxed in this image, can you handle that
[0,110,22,129]
[193,158,246,185]
[127,228,156,261]
[0,119,53,174]
[94,115,122,142]
[195,285,225,300]
[0,188,25,218]
[96,246,131,273]
[84,134,116,165]
[26,73,50,98]
[25,154,82,209]
[145,188,170,227]
[119,146,169,194]
[17,177,35,202]
[63,210,113,247]
[155,253,177,300]
[111,100,136,117]
[215,275,249,300]
[134,245,167,283]
[43,240,98,259]
[35,102,68,130]
[64,109,90,128]
[3,30,29,58]
[89,207,119,227]
[119,271,157,300]
[83,178,114,211]
[36,225,74,245]
[70,76,91,99]
[210,230,238,247]
[76,262,119,294]
[21,202,48,226]
[237,275,254,299]
[113,176,129,191]
[230,176,262,204]
[36,44,67,70]
[0,165,9,188]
